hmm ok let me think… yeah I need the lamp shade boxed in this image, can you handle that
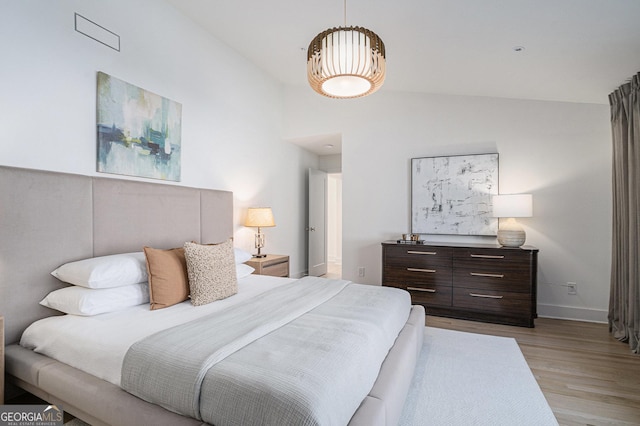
[244,207,275,227]
[307,26,386,98]
[492,194,533,218]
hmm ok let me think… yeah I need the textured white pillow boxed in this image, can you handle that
[184,240,238,306]
[51,252,148,288]
[236,263,255,279]
[40,283,150,316]
[234,247,252,264]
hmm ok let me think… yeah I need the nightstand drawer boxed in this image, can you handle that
[246,254,290,278]
[261,261,289,277]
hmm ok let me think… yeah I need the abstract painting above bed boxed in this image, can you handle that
[96,71,182,181]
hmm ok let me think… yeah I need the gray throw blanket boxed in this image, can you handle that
[122,277,411,425]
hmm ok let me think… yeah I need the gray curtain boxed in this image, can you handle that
[609,72,640,353]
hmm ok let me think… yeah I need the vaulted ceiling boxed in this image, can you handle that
[167,0,640,105]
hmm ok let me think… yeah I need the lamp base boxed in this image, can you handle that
[498,217,527,247]
[253,231,266,258]
[497,217,526,247]
[497,229,526,247]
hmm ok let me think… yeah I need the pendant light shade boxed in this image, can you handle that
[307,26,386,98]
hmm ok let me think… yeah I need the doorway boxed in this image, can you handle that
[308,168,328,277]
[292,134,343,279]
[307,169,342,279]
[325,173,342,279]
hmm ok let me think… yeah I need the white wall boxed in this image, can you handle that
[319,154,342,173]
[1,0,318,277]
[283,87,612,323]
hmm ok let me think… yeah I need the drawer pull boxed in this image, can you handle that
[408,287,436,293]
[469,293,504,299]
[470,254,505,259]
[408,250,437,255]
[470,272,505,279]
[407,267,436,273]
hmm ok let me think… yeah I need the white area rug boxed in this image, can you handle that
[399,327,558,426]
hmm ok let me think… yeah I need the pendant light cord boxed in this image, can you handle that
[344,0,347,26]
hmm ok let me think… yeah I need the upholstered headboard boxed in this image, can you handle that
[0,166,233,344]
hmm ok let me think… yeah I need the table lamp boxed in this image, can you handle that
[492,194,533,247]
[244,207,275,258]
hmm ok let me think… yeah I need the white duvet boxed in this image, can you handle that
[20,275,294,386]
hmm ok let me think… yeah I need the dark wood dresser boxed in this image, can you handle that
[382,241,538,327]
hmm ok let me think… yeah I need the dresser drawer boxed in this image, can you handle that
[406,284,452,307]
[385,245,453,268]
[452,268,531,292]
[384,281,452,307]
[454,248,532,265]
[384,265,452,287]
[453,258,531,276]
[452,287,532,316]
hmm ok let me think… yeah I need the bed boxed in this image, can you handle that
[0,166,425,426]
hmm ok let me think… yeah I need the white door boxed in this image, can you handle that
[308,168,327,276]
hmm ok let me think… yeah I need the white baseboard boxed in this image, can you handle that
[537,303,608,324]
[291,270,307,279]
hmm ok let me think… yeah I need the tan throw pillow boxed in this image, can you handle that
[143,246,190,310]
[184,240,238,306]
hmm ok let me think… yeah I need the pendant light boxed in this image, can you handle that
[307,0,386,99]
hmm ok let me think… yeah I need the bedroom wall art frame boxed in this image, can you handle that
[96,71,182,181]
[411,153,499,236]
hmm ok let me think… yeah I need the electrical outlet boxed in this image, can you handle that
[358,267,365,277]
[567,282,577,295]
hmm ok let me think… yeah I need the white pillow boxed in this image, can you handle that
[234,248,252,264]
[40,283,150,316]
[51,252,148,288]
[236,263,255,279]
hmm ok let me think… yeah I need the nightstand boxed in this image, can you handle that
[246,254,290,278]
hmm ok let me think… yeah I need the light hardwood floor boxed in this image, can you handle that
[426,315,640,426]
